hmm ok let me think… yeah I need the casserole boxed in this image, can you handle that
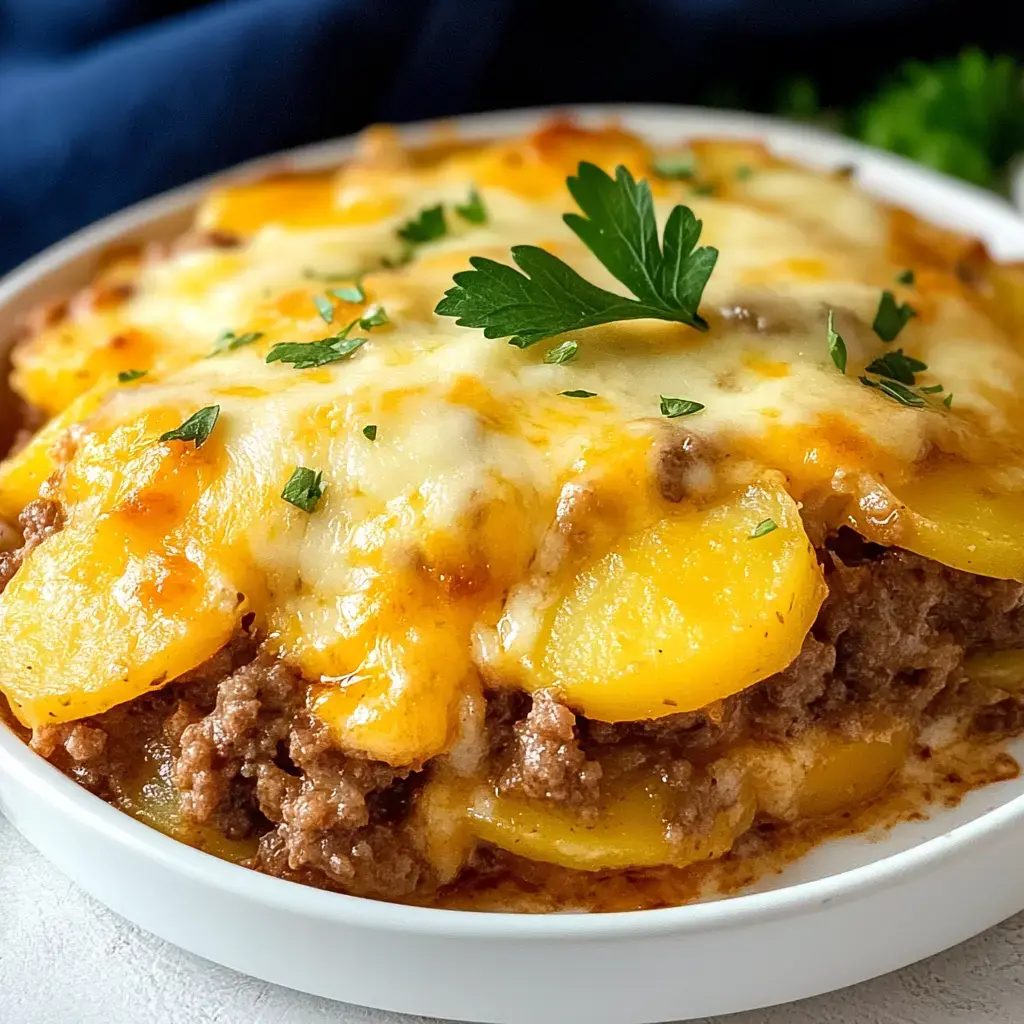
[3,106,1024,1021]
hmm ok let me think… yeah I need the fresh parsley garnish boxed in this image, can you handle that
[313,295,334,324]
[436,162,718,348]
[750,519,778,539]
[159,406,220,448]
[896,268,915,286]
[652,152,696,180]
[330,282,365,303]
[543,339,579,364]
[872,290,916,342]
[660,396,704,418]
[561,389,597,398]
[859,376,926,407]
[919,383,944,394]
[690,183,716,197]
[735,165,753,181]
[398,204,447,245]
[211,329,263,356]
[944,393,954,408]
[362,424,378,441]
[455,189,488,225]
[281,467,325,513]
[359,305,389,330]
[827,310,847,373]
[303,268,351,283]
[118,369,147,383]
[266,320,367,370]
[864,348,927,385]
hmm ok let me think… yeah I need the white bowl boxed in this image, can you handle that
[3,106,1024,1024]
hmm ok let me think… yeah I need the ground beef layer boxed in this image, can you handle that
[21,532,1024,903]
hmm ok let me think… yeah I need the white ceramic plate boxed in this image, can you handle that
[3,106,1024,1024]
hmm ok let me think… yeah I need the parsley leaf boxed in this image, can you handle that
[118,369,147,383]
[896,268,915,285]
[660,396,705,418]
[561,389,597,398]
[330,282,365,303]
[282,467,325,513]
[544,339,579,364]
[159,406,220,448]
[436,162,718,347]
[455,189,488,225]
[735,165,753,181]
[398,204,447,245]
[827,310,847,373]
[872,290,916,342]
[652,152,696,180]
[211,329,263,356]
[860,376,926,407]
[362,424,378,441]
[864,348,927,385]
[944,393,954,408]
[359,305,389,330]
[750,518,778,538]
[266,320,367,369]
[919,383,944,394]
[313,295,334,324]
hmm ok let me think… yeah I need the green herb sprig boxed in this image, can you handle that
[282,468,325,513]
[159,406,220,448]
[266,319,367,370]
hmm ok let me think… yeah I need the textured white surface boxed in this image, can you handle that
[2,813,1023,1024]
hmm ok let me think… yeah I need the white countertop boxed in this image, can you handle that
[2,811,1022,1024]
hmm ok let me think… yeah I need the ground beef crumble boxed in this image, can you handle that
[0,498,64,594]
[19,531,1024,901]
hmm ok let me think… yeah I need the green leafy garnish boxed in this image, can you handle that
[436,162,718,348]
[266,320,367,370]
[159,406,220,448]
[303,268,351,283]
[750,518,778,539]
[313,295,334,324]
[864,348,927,385]
[735,165,753,181]
[860,376,926,407]
[281,467,325,513]
[330,282,365,303]
[398,204,447,245]
[455,189,488,225]
[362,424,378,441]
[118,369,147,383]
[690,183,716,197]
[872,290,916,342]
[211,329,263,356]
[944,393,954,408]
[359,306,389,330]
[919,383,945,394]
[827,310,847,374]
[543,339,579,365]
[660,396,704,418]
[896,268,915,286]
[652,152,696,180]
[561,389,597,398]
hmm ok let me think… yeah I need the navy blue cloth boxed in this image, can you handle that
[0,0,936,273]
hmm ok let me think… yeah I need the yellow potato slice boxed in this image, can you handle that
[889,467,1024,580]
[535,480,826,721]
[310,622,470,767]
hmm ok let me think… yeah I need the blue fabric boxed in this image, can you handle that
[0,0,926,273]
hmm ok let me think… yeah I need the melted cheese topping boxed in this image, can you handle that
[4,122,1024,763]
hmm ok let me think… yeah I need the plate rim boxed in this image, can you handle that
[3,102,1024,941]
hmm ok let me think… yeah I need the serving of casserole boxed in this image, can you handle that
[4,118,1024,914]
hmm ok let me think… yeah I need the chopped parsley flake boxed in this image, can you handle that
[560,389,597,398]
[330,282,365,303]
[159,405,220,448]
[303,268,351,283]
[398,204,447,245]
[652,152,696,180]
[750,518,778,539]
[872,289,916,342]
[864,348,927,385]
[359,305,389,330]
[362,424,378,441]
[281,467,325,513]
[944,392,954,408]
[117,369,147,383]
[896,268,915,285]
[690,183,716,197]
[543,339,579,365]
[659,396,705,418]
[266,320,367,369]
[313,295,334,324]
[918,383,944,394]
[860,376,926,407]
[455,188,488,225]
[735,165,753,180]
[211,329,263,356]
[827,310,847,374]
